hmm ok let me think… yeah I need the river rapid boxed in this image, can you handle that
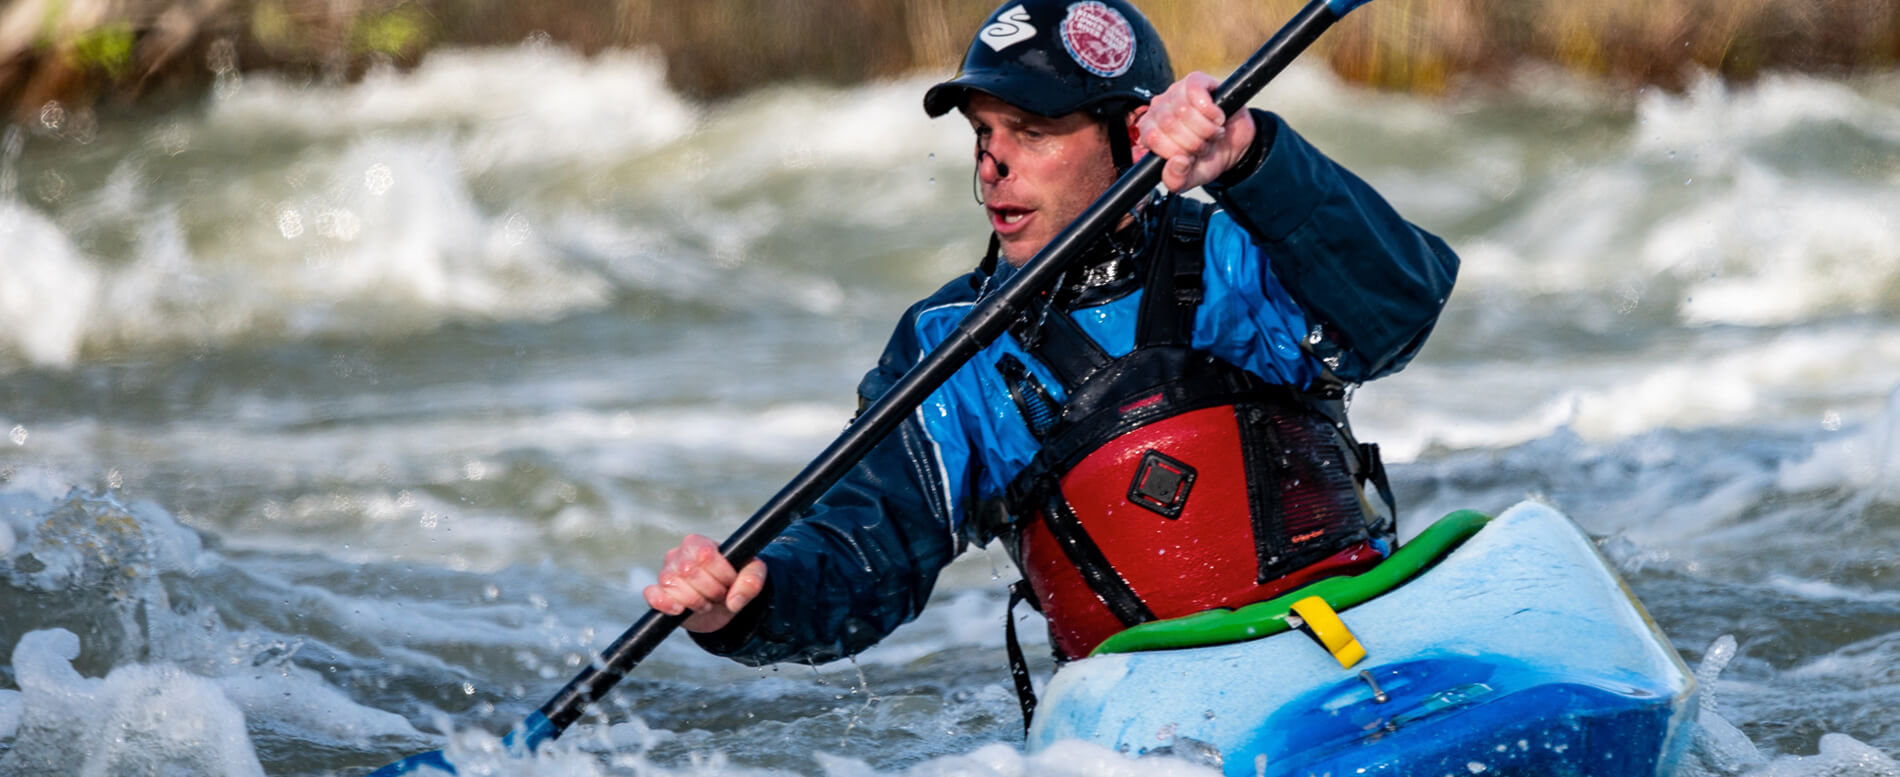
[2,42,1898,777]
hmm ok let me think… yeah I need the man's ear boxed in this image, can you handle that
[1126,105,1149,161]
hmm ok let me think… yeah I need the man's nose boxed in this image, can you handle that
[977,148,1011,184]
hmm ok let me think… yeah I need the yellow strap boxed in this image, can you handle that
[1290,595,1366,668]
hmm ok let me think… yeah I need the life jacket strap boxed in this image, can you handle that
[1009,300,1110,390]
[1039,493,1158,629]
[1004,580,1040,737]
[1136,197,1211,347]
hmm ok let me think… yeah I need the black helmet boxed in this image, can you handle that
[923,0,1173,119]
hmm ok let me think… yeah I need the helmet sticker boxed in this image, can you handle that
[1060,2,1136,78]
[979,5,1038,52]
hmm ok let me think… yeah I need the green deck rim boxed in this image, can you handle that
[1090,509,1494,656]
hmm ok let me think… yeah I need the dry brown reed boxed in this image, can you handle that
[3,0,1897,121]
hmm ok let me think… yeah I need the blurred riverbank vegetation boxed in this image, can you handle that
[4,0,1898,122]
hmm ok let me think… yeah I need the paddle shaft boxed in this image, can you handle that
[522,0,1358,742]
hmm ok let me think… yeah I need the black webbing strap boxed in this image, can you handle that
[1169,201,1207,305]
[1041,495,1156,628]
[1024,304,1111,390]
[1004,580,1039,736]
[1135,197,1211,348]
[1361,441,1398,529]
[1235,405,1287,582]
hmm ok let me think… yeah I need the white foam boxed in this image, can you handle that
[845,739,1221,777]
[1644,160,1900,327]
[2,142,615,370]
[854,586,1044,668]
[207,45,697,173]
[691,76,970,188]
[414,728,1219,777]
[257,135,612,326]
[215,664,422,747]
[1634,72,1900,160]
[1,629,266,777]
[1357,329,1900,461]
[0,201,101,368]
[1407,71,1900,329]
[0,688,20,740]
[1746,734,1900,777]
[1764,575,1900,605]
[1778,385,1900,501]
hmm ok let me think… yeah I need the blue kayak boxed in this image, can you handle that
[1026,501,1699,776]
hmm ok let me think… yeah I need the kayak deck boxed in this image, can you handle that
[1026,501,1698,777]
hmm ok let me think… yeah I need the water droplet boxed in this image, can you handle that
[364,163,394,196]
[462,682,476,695]
[8,425,27,445]
[1467,762,1487,774]
[277,208,304,239]
[38,101,65,131]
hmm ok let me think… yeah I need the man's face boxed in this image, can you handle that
[963,94,1122,267]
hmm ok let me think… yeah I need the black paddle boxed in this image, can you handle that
[368,0,1373,772]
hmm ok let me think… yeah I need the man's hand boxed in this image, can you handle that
[641,534,768,634]
[1135,71,1257,193]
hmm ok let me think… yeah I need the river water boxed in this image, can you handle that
[1,42,1897,777]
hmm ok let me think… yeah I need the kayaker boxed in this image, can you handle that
[644,0,1457,671]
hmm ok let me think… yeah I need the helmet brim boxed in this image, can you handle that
[923,73,1079,119]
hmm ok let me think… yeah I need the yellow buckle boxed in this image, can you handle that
[1290,595,1366,668]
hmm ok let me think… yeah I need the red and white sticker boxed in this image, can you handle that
[1060,2,1136,78]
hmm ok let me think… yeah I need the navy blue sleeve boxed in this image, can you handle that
[1204,109,1460,382]
[688,275,978,666]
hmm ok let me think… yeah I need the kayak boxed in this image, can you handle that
[1025,501,1698,777]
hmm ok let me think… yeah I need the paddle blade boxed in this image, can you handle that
[368,711,554,776]
[367,749,456,776]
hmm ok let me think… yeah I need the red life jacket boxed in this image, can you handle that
[996,198,1395,660]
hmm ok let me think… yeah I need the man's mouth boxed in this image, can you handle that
[989,206,1033,233]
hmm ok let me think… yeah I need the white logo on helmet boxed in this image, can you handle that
[979,5,1038,52]
[1060,2,1136,78]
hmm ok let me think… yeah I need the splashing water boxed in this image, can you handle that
[3,48,1898,777]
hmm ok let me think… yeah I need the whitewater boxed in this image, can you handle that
[1,43,1897,776]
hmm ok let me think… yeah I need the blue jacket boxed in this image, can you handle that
[692,111,1459,665]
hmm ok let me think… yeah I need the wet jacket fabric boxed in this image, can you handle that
[691,110,1460,666]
